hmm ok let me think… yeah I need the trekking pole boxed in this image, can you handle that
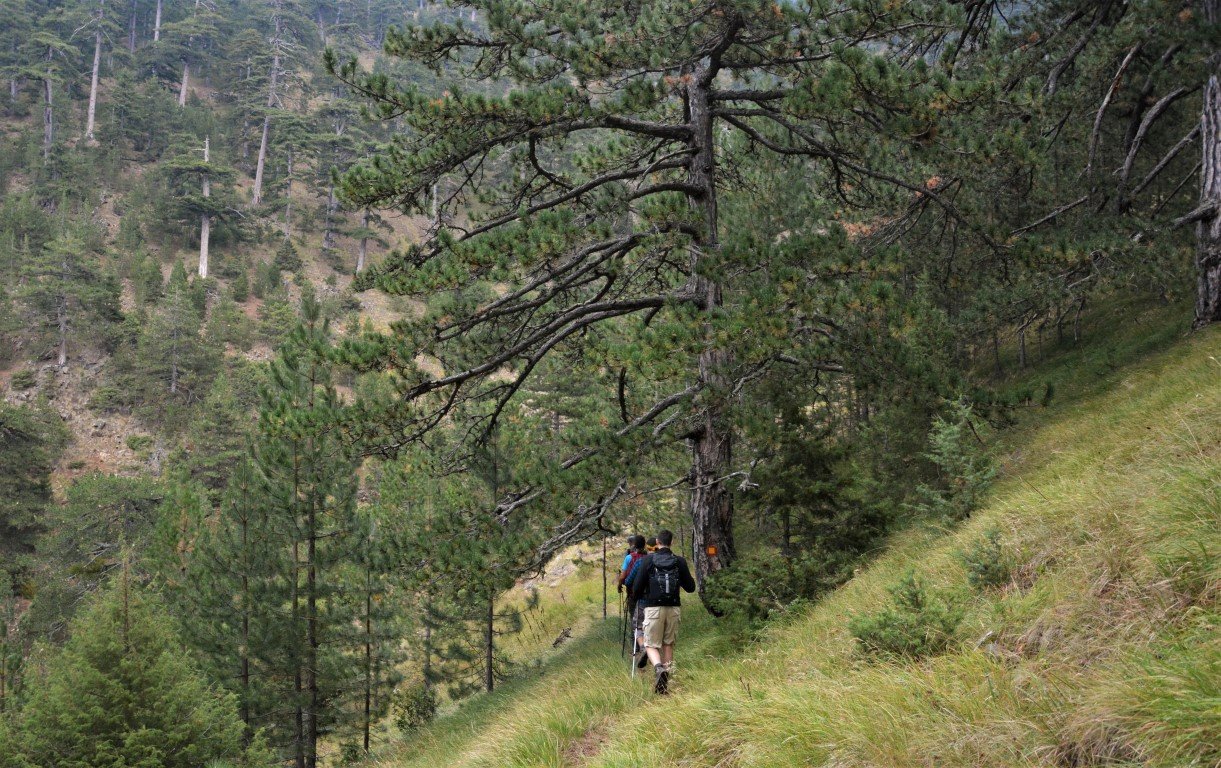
[630,633,638,679]
[619,594,627,657]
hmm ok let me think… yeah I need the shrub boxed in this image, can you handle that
[958,528,1013,590]
[273,239,302,273]
[392,683,438,733]
[125,434,154,452]
[911,399,996,522]
[10,369,36,390]
[339,742,365,765]
[230,271,250,303]
[849,571,963,658]
[704,547,858,626]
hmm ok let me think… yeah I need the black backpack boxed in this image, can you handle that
[647,552,683,606]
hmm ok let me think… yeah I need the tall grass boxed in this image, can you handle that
[365,309,1219,768]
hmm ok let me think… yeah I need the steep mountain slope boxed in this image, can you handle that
[363,304,1219,768]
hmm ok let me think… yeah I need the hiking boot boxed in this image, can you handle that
[653,664,669,695]
[635,651,649,669]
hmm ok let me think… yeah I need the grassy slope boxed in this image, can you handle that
[367,301,1219,768]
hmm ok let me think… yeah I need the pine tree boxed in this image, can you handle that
[34,473,165,628]
[0,401,68,585]
[167,287,367,767]
[6,570,270,768]
[160,135,239,278]
[182,371,251,500]
[330,0,980,598]
[16,227,117,368]
[115,272,221,430]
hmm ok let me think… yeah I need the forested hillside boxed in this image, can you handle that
[0,1,1216,767]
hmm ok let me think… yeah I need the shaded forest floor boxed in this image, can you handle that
[362,300,1219,768]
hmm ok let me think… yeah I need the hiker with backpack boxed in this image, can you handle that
[617,535,647,666]
[627,536,660,671]
[628,529,695,694]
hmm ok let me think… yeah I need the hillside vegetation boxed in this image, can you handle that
[1,2,1218,766]
[365,304,1219,768]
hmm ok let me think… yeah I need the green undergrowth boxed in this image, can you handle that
[367,306,1219,768]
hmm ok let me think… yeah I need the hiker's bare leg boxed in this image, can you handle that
[661,644,674,665]
[646,645,663,665]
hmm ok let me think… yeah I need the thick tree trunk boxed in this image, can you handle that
[1194,0,1221,328]
[252,115,272,206]
[356,208,369,272]
[85,3,104,142]
[153,0,162,42]
[178,60,190,107]
[199,137,211,278]
[686,62,735,603]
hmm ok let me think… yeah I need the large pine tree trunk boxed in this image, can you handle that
[252,114,273,206]
[199,137,211,278]
[1194,0,1221,328]
[84,2,104,142]
[685,63,735,602]
[356,208,369,273]
[178,60,190,107]
[153,0,162,42]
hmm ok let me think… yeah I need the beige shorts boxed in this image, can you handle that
[642,605,681,648]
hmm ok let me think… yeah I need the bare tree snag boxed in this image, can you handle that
[84,0,105,143]
[251,4,283,207]
[199,136,211,278]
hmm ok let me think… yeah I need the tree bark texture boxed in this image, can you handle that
[178,60,190,107]
[153,0,162,42]
[1195,0,1221,328]
[685,60,735,602]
